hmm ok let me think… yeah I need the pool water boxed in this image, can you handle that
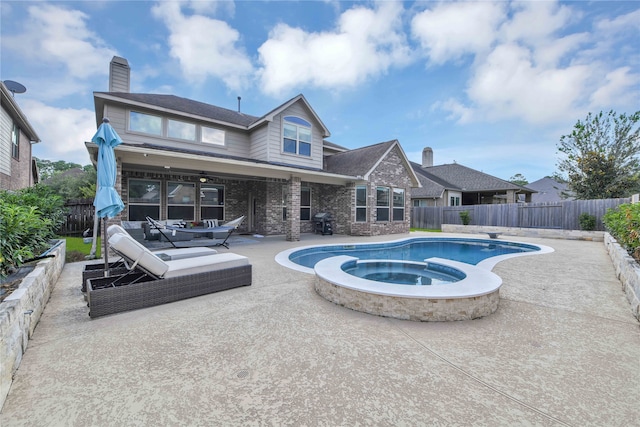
[288,238,538,269]
[342,260,466,286]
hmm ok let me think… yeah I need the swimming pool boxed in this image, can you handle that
[276,237,553,321]
[277,237,542,273]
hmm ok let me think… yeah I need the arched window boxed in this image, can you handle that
[283,116,312,156]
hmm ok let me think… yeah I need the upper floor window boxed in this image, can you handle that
[167,119,196,141]
[129,111,225,146]
[129,111,162,136]
[11,123,19,159]
[201,126,225,146]
[283,116,311,156]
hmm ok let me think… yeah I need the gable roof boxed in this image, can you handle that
[410,161,456,198]
[417,163,533,193]
[250,94,330,137]
[1,82,40,143]
[94,92,260,128]
[325,140,421,186]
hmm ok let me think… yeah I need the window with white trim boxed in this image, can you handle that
[167,118,196,141]
[376,186,390,222]
[356,185,367,222]
[393,188,405,221]
[128,179,160,221]
[11,122,19,159]
[129,111,162,136]
[283,116,312,156]
[201,126,225,145]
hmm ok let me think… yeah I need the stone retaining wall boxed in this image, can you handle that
[0,241,66,409]
[441,224,604,241]
[604,232,640,321]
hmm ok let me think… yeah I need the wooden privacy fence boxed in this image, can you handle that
[59,198,94,236]
[411,198,631,231]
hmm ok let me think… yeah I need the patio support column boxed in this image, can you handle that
[286,176,301,241]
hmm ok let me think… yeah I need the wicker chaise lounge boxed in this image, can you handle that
[81,225,219,291]
[85,231,252,318]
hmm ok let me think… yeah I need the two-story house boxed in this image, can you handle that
[1,81,40,190]
[86,57,420,241]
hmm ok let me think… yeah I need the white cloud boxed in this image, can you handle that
[23,100,96,165]
[257,2,413,95]
[424,0,638,125]
[151,2,253,91]
[589,67,640,107]
[2,4,117,79]
[411,2,505,65]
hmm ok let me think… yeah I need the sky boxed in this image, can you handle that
[1,0,639,183]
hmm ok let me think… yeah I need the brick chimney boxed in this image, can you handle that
[109,56,130,92]
[422,147,433,168]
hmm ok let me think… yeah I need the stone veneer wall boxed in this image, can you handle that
[604,232,640,321]
[314,276,500,321]
[0,240,66,409]
[442,224,604,241]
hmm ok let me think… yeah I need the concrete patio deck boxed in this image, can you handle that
[1,232,638,426]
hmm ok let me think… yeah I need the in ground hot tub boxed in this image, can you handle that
[314,256,502,322]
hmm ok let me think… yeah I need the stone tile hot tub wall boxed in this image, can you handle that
[0,241,66,409]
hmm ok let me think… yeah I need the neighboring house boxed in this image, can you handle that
[526,177,574,203]
[87,57,420,241]
[410,147,535,206]
[0,81,40,190]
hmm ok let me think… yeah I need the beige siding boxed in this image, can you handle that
[249,124,269,161]
[266,102,323,169]
[104,104,251,158]
[0,106,11,176]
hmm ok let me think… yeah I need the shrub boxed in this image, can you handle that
[459,211,471,225]
[578,213,596,231]
[603,203,640,261]
[0,185,66,278]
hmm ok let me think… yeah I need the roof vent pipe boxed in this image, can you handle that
[237,96,241,113]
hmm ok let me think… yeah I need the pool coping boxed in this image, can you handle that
[275,236,555,277]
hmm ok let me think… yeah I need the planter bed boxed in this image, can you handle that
[86,264,252,318]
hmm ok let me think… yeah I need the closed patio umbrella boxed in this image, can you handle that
[92,118,125,276]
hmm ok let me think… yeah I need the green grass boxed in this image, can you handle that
[410,228,441,233]
[61,236,101,262]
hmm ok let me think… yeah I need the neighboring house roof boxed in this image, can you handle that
[1,82,40,143]
[527,177,574,202]
[410,161,456,198]
[324,140,421,187]
[417,162,533,193]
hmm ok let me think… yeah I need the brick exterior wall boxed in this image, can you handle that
[0,128,34,191]
[113,145,414,238]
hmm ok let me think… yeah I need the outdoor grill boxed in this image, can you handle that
[313,212,333,235]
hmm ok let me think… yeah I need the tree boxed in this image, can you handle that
[36,158,83,181]
[557,110,640,199]
[509,174,528,186]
